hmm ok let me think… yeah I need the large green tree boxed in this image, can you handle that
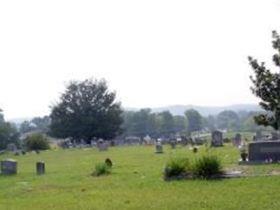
[157,111,175,135]
[0,110,19,150]
[217,110,240,131]
[122,109,157,137]
[184,109,203,133]
[50,78,123,143]
[248,31,280,130]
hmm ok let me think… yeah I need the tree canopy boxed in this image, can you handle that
[217,110,240,131]
[184,109,203,133]
[50,78,123,143]
[248,30,280,130]
[0,110,19,150]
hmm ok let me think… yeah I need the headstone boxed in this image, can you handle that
[248,141,280,162]
[211,130,223,147]
[143,135,152,145]
[1,159,17,175]
[97,139,108,151]
[99,143,108,151]
[6,143,17,152]
[170,140,176,149]
[36,161,45,175]
[233,133,242,147]
[155,142,163,153]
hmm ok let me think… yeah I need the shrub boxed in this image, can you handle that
[105,158,113,167]
[93,162,111,176]
[24,133,50,151]
[223,138,231,143]
[193,155,223,179]
[164,157,190,179]
[193,147,198,153]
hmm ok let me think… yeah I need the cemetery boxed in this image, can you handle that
[1,132,280,209]
[0,5,280,208]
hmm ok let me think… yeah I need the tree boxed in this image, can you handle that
[157,111,175,135]
[50,78,123,143]
[248,31,280,130]
[122,109,157,137]
[24,133,50,151]
[184,109,203,133]
[205,115,216,131]
[173,115,187,133]
[31,116,51,133]
[20,116,51,134]
[217,110,240,131]
[0,110,19,150]
[19,121,33,134]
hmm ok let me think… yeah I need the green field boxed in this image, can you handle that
[1,145,280,210]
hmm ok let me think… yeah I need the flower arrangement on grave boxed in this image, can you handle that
[239,143,248,161]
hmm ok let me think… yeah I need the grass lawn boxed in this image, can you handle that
[1,145,280,210]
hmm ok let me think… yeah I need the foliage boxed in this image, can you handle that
[223,138,231,143]
[93,162,111,176]
[217,110,240,131]
[105,158,113,167]
[31,116,51,133]
[122,108,268,138]
[192,155,223,179]
[50,78,123,143]
[122,109,186,138]
[185,109,203,132]
[0,110,19,150]
[248,30,280,130]
[173,115,188,133]
[164,157,190,178]
[205,115,216,131]
[24,133,50,151]
[20,121,34,134]
[20,116,51,134]
[157,111,175,134]
[193,147,198,153]
[122,109,157,137]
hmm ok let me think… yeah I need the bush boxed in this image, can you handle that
[193,155,223,179]
[223,138,231,143]
[164,157,190,179]
[93,162,111,176]
[24,133,50,151]
[105,158,113,167]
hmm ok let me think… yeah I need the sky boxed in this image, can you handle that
[0,0,280,120]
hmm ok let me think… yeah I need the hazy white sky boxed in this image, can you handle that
[0,0,280,119]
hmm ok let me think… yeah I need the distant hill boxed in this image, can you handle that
[126,104,262,116]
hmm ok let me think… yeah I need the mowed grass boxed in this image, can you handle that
[1,145,280,210]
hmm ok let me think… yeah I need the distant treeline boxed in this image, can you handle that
[0,107,271,150]
[121,108,270,138]
[17,108,270,139]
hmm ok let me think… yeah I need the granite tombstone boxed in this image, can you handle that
[233,133,242,147]
[211,130,223,147]
[155,141,163,153]
[1,159,17,175]
[248,141,280,162]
